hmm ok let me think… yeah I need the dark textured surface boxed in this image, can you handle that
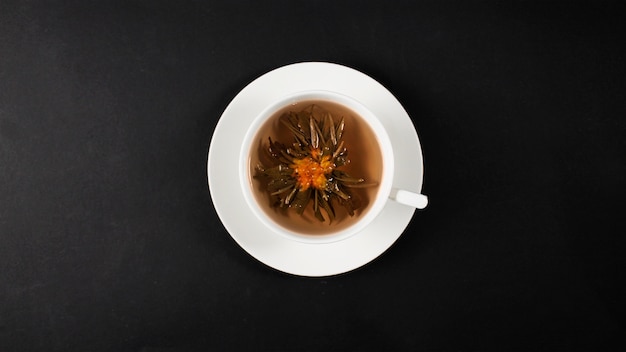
[1,1,625,351]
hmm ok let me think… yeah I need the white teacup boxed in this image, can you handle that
[239,90,427,244]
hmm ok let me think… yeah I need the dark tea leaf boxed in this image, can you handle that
[254,104,375,223]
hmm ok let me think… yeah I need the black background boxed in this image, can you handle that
[1,1,625,351]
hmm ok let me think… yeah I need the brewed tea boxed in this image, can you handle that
[248,99,383,236]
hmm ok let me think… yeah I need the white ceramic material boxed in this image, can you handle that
[208,62,426,277]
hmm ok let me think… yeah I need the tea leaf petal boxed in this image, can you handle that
[318,194,335,222]
[328,113,337,146]
[284,187,298,205]
[335,116,345,141]
[310,117,319,149]
[292,188,311,214]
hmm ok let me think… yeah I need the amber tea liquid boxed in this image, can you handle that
[248,99,384,236]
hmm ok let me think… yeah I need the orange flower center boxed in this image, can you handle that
[291,152,334,191]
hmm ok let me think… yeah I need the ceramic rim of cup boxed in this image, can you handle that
[239,90,395,244]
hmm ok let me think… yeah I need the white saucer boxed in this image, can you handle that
[207,62,425,277]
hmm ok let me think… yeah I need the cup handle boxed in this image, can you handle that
[390,188,428,209]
